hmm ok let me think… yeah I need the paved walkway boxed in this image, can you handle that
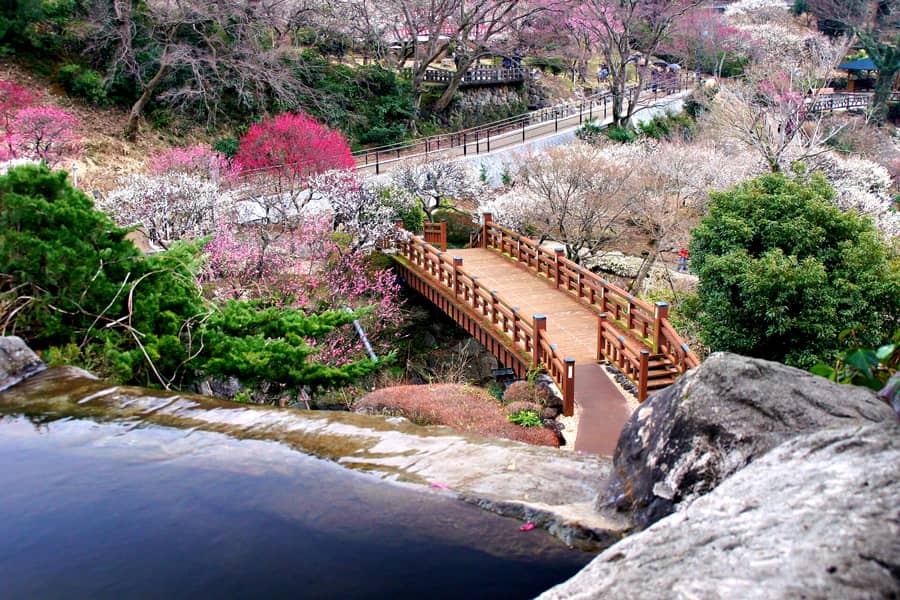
[454,248,631,455]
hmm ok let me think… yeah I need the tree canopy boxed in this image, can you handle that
[689,169,900,368]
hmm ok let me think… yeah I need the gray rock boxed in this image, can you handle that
[602,352,895,528]
[541,421,900,599]
[0,336,46,392]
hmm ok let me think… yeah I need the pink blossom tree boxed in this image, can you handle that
[203,217,404,363]
[0,81,35,160]
[150,144,239,182]
[9,106,81,166]
[570,0,708,127]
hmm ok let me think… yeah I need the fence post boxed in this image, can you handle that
[563,358,575,417]
[639,350,649,403]
[653,301,668,353]
[452,256,463,298]
[597,312,608,361]
[481,212,493,249]
[511,307,519,346]
[438,221,447,252]
[554,247,565,288]
[375,151,380,175]
[486,128,491,153]
[490,291,499,325]
[627,295,635,331]
[532,314,546,369]
[522,119,526,142]
[463,132,467,156]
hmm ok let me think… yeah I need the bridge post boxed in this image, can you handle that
[597,312,608,361]
[639,350,649,402]
[563,358,575,417]
[532,314,547,369]
[452,256,463,298]
[554,247,565,288]
[653,301,669,353]
[481,213,493,249]
[490,291,499,325]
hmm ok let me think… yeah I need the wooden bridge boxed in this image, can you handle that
[393,215,699,454]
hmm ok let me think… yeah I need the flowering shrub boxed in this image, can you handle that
[0,81,34,160]
[355,384,560,446]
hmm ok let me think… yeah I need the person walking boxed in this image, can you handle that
[677,247,690,273]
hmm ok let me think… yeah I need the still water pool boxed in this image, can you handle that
[0,412,592,599]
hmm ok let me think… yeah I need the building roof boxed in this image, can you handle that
[838,58,878,71]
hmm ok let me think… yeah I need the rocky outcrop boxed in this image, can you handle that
[602,352,895,529]
[540,421,900,599]
[0,336,46,392]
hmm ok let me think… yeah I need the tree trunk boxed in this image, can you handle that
[432,55,477,113]
[628,250,658,294]
[870,65,898,124]
[124,63,169,141]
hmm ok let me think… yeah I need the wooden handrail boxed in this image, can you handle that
[395,231,575,414]
[422,221,447,251]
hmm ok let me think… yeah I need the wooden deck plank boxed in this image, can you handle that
[450,247,632,453]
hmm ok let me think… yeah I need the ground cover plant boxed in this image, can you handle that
[355,384,560,447]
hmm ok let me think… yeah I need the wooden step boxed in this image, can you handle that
[647,377,676,390]
[647,369,678,380]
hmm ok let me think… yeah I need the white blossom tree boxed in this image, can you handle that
[308,170,412,251]
[390,157,485,221]
[480,143,633,262]
[101,172,230,249]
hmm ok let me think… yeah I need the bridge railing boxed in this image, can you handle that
[476,213,699,400]
[808,91,900,114]
[395,231,575,414]
[353,73,693,174]
[409,67,526,86]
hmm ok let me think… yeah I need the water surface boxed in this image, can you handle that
[0,412,592,599]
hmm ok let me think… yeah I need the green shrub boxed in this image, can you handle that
[508,409,542,427]
[432,208,476,246]
[212,137,240,158]
[576,120,605,145]
[58,63,107,105]
[606,124,637,143]
[690,169,900,369]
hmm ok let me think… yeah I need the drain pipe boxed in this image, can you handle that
[346,308,378,362]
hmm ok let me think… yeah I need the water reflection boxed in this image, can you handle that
[0,414,592,599]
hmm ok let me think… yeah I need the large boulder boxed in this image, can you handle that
[541,421,900,599]
[0,336,46,392]
[602,352,894,528]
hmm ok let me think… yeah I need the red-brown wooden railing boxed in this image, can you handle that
[395,231,575,414]
[474,213,699,401]
[422,221,447,251]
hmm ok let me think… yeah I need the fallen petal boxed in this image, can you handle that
[519,522,536,531]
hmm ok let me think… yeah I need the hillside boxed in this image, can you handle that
[1,62,213,192]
